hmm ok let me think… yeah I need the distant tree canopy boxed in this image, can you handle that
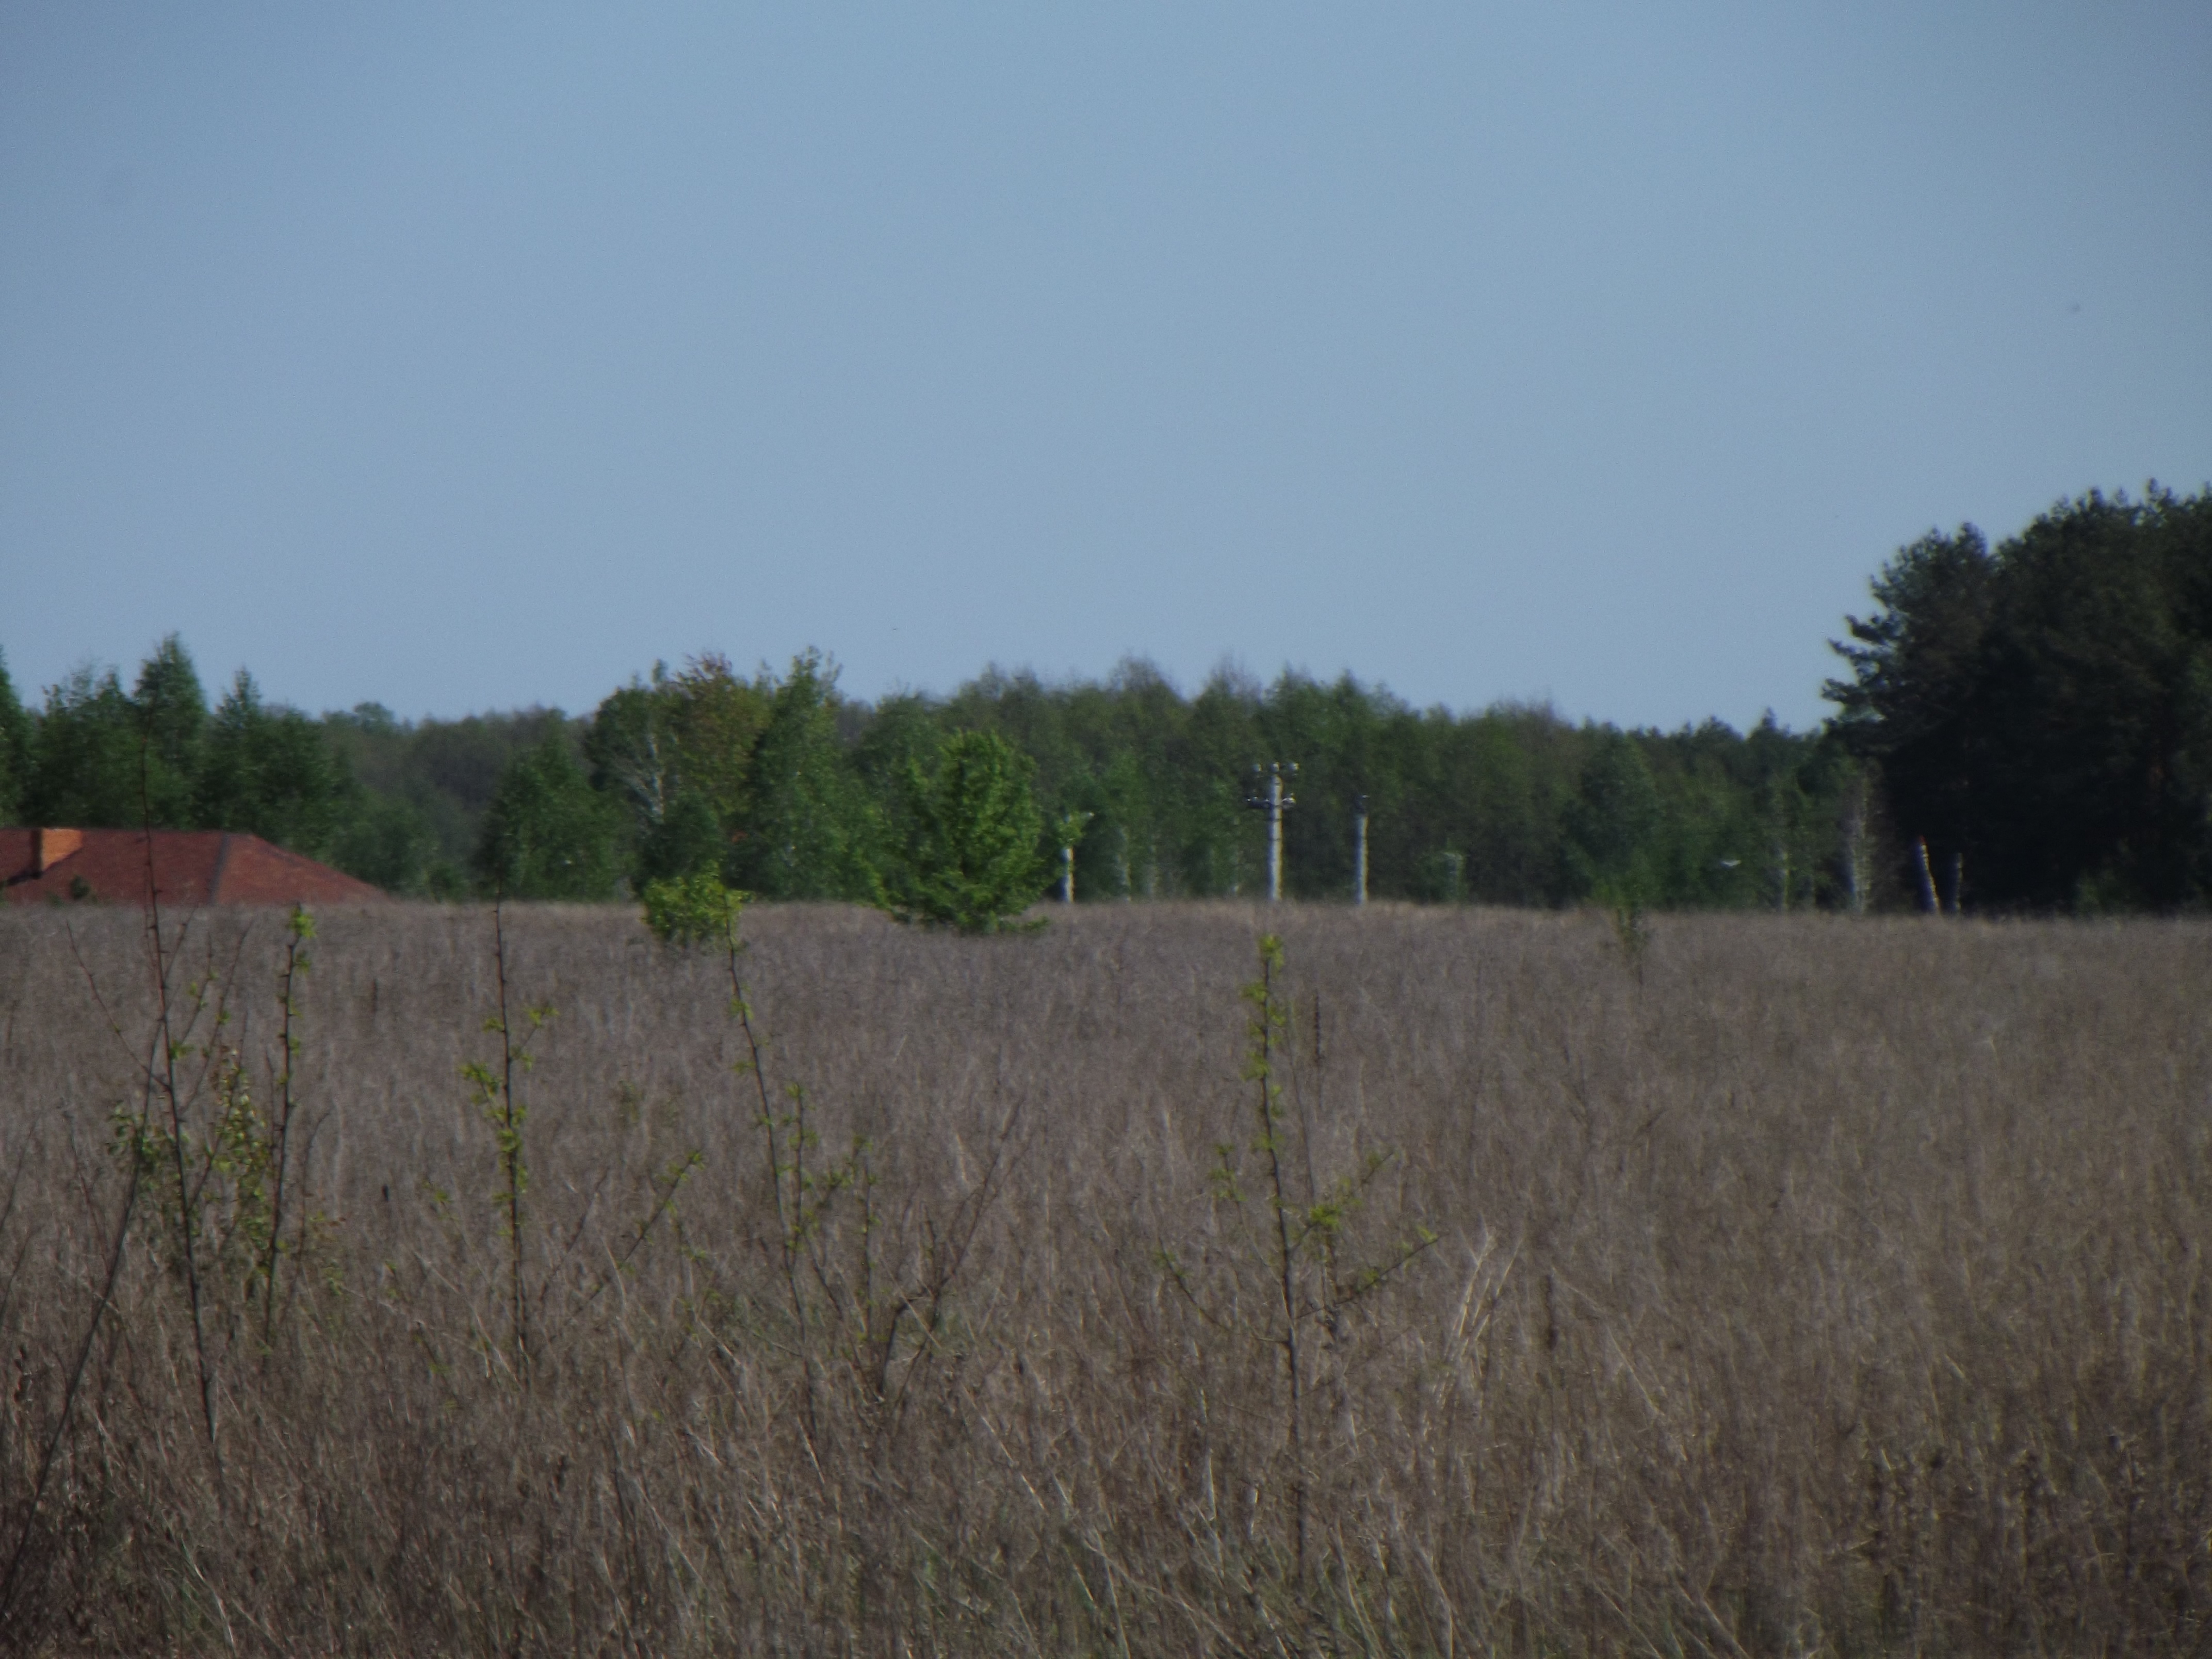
[0,640,1862,912]
[473,734,623,901]
[1,638,559,898]
[0,649,30,826]
[196,671,350,855]
[15,480,2206,915]
[1828,484,2212,910]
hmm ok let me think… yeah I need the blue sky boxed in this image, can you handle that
[4,3,2207,730]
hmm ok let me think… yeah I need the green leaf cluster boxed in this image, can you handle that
[880,730,1049,934]
[471,735,622,901]
[639,870,746,949]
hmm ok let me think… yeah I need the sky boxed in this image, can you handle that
[3,3,2207,733]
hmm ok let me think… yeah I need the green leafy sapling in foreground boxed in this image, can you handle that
[642,869,853,1279]
[1160,932,1438,1582]
[641,870,1012,1446]
[453,888,700,1360]
[460,900,554,1371]
[260,904,315,1341]
[642,870,834,1451]
[641,872,813,1302]
[104,899,334,1489]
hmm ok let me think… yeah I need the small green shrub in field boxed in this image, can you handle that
[881,729,1049,935]
[1597,877,1655,979]
[641,869,747,949]
[1157,932,1437,1583]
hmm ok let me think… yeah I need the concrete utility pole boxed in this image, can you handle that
[1244,762,1297,902]
[1053,810,1093,904]
[1841,783,1867,916]
[1352,794,1369,907]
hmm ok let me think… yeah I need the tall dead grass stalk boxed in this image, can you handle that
[0,899,2207,1654]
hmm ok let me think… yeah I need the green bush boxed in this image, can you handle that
[882,729,1048,934]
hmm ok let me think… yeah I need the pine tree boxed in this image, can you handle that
[883,730,1048,933]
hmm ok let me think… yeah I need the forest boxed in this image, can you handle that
[4,483,2207,915]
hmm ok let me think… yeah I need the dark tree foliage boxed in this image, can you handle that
[635,790,724,888]
[585,654,771,891]
[9,632,1883,910]
[332,790,450,897]
[13,639,366,871]
[195,671,353,859]
[24,659,190,828]
[0,648,30,824]
[1827,526,1996,903]
[323,702,572,895]
[131,634,207,793]
[471,732,622,901]
[930,660,1845,910]
[726,651,875,902]
[1827,486,2212,910]
[1563,729,1663,902]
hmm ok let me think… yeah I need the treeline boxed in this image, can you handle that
[0,644,1852,911]
[0,648,567,900]
[5,481,2204,913]
[1829,483,2212,912]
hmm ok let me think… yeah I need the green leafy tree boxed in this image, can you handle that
[885,660,1845,909]
[1825,526,1996,900]
[584,674,682,833]
[472,732,622,900]
[0,648,28,822]
[663,653,772,831]
[635,788,725,887]
[194,671,353,856]
[882,729,1048,933]
[131,633,208,824]
[24,666,152,827]
[1826,487,2212,910]
[1179,666,1266,895]
[22,638,209,828]
[1563,728,1663,903]
[321,703,461,895]
[587,654,768,889]
[1970,488,2212,906]
[730,650,874,901]
[332,791,448,895]
[852,692,944,811]
[322,702,560,892]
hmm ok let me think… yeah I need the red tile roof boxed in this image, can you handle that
[1,827,387,908]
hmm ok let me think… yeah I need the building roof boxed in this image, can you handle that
[0,827,388,908]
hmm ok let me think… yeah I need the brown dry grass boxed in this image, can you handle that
[0,898,2207,1655]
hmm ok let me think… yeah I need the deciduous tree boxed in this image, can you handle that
[882,730,1048,933]
[473,732,622,900]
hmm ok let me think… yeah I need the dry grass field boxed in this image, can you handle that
[0,898,2207,1655]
